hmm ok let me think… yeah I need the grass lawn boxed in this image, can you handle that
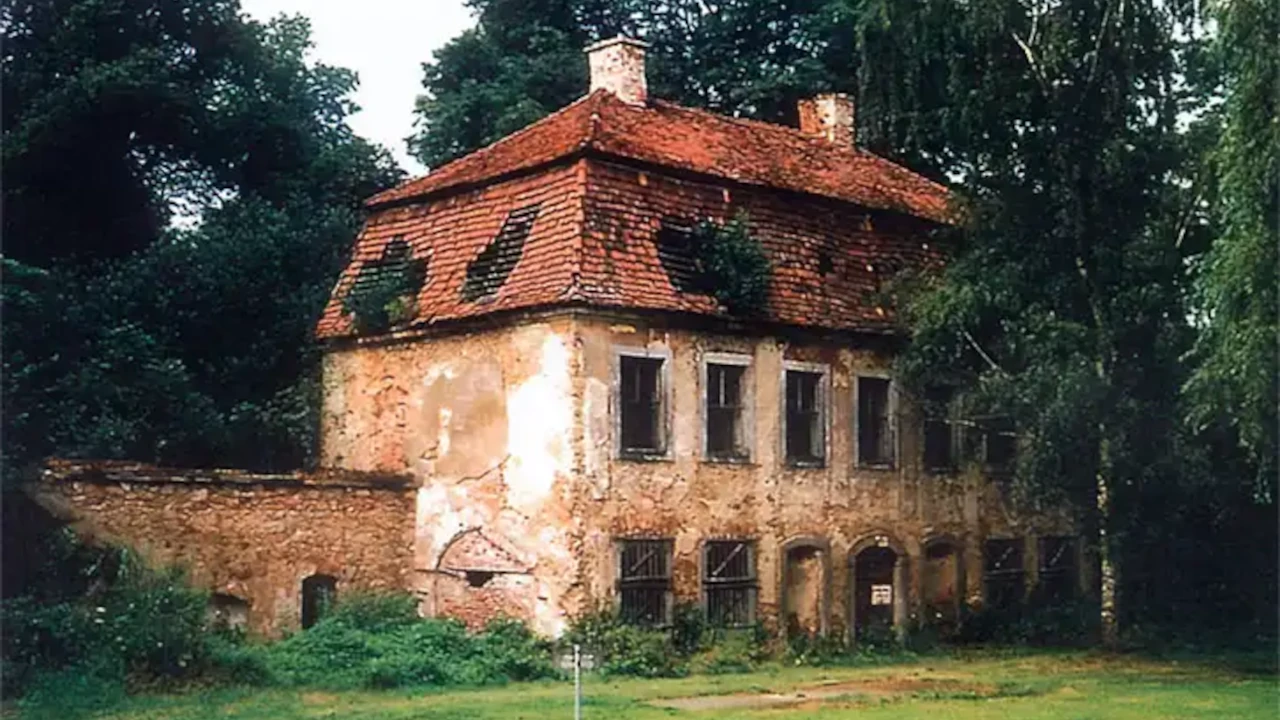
[25,650,1279,719]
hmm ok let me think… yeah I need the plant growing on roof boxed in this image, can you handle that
[691,213,772,316]
[342,240,428,334]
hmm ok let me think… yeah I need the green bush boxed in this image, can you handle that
[563,609,687,678]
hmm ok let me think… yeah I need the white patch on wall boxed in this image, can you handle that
[583,377,611,497]
[505,333,572,513]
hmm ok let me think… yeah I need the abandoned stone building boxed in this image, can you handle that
[36,37,1086,638]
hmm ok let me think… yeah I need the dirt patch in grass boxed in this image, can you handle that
[649,677,1001,712]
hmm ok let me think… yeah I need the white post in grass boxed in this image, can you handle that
[573,643,582,720]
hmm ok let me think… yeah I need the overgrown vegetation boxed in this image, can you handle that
[690,215,773,316]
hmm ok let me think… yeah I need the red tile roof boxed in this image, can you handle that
[319,91,951,340]
[368,91,952,224]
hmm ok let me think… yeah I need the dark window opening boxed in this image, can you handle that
[461,203,541,302]
[706,364,747,460]
[1038,536,1076,604]
[785,370,824,465]
[465,570,495,588]
[984,539,1025,612]
[345,237,428,322]
[817,250,835,275]
[923,386,956,472]
[857,377,894,467]
[301,574,337,629]
[704,541,756,627]
[619,539,672,626]
[207,593,250,632]
[656,218,700,292]
[620,356,664,454]
[985,418,1017,470]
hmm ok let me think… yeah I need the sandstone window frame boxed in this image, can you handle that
[701,351,754,463]
[614,346,673,461]
[616,537,674,627]
[854,372,899,469]
[702,539,758,627]
[781,360,830,468]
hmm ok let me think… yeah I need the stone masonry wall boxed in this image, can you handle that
[31,461,415,637]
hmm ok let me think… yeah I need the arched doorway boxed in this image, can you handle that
[780,537,830,637]
[921,535,964,637]
[301,574,337,629]
[848,533,908,642]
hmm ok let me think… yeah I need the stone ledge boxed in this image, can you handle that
[41,459,414,490]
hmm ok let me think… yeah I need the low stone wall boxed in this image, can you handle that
[31,460,417,636]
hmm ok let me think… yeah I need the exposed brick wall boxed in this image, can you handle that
[31,462,416,636]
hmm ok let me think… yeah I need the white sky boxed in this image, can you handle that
[241,0,476,175]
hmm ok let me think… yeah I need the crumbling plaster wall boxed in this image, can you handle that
[570,312,1080,636]
[31,470,414,637]
[320,318,581,635]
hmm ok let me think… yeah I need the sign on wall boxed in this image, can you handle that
[870,584,893,606]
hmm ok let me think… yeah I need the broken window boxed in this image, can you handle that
[618,539,672,626]
[922,386,956,472]
[704,541,756,627]
[207,593,249,632]
[655,217,699,292]
[785,369,825,465]
[301,574,337,629]
[344,237,429,331]
[983,539,1025,612]
[1038,536,1077,604]
[461,203,541,302]
[619,355,665,455]
[705,363,747,460]
[857,377,895,467]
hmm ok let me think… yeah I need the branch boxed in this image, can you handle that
[1012,31,1050,95]
[963,329,1010,377]
[1084,0,1118,93]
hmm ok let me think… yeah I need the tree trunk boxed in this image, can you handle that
[1097,434,1118,648]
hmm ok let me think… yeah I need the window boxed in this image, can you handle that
[984,418,1017,470]
[655,217,699,292]
[619,355,665,455]
[784,368,825,465]
[1038,536,1077,604]
[301,574,337,629]
[857,376,895,467]
[461,203,541,302]
[983,539,1025,611]
[703,541,757,627]
[618,539,672,626]
[705,361,748,460]
[923,386,956,472]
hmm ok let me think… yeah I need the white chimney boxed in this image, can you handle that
[798,93,855,147]
[585,36,648,106]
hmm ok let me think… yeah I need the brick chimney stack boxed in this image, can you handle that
[585,36,649,106]
[798,93,855,147]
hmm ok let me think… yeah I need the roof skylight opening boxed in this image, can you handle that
[461,203,542,302]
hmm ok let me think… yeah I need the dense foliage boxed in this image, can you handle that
[691,215,773,316]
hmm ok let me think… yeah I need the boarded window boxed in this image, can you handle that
[704,541,756,627]
[620,355,664,454]
[1038,536,1077,604]
[461,203,541,302]
[984,539,1025,611]
[344,237,428,330]
[618,539,672,626]
[301,574,337,629]
[857,377,895,467]
[656,218,699,292]
[923,386,956,471]
[785,370,824,464]
[706,363,747,460]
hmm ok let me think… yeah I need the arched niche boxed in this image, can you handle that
[779,536,831,637]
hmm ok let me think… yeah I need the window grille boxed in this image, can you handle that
[706,364,746,459]
[703,541,756,627]
[785,370,824,464]
[922,385,956,471]
[656,218,699,292]
[620,356,664,453]
[857,377,895,467]
[1038,536,1077,604]
[983,539,1025,611]
[618,539,672,626]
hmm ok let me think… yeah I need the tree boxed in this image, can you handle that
[2,4,402,477]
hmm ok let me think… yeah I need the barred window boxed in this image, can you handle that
[922,386,956,472]
[703,541,756,627]
[620,356,664,454]
[618,539,672,626]
[1038,536,1077,604]
[785,369,825,464]
[984,539,1025,611]
[857,377,895,467]
[706,363,747,460]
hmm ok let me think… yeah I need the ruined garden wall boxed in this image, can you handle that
[320,318,583,636]
[31,462,415,636]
